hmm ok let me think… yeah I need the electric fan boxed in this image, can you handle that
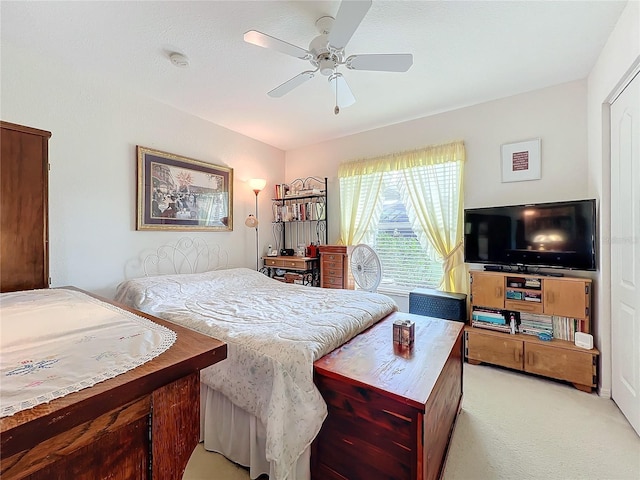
[350,244,382,292]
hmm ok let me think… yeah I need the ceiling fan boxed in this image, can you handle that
[244,0,413,114]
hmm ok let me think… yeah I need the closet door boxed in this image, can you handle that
[0,121,51,292]
[610,72,640,436]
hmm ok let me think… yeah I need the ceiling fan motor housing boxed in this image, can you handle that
[309,33,341,76]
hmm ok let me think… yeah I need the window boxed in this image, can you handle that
[338,141,465,292]
[373,168,456,290]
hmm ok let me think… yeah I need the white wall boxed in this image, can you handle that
[286,80,589,245]
[587,0,640,397]
[286,81,590,308]
[1,43,285,298]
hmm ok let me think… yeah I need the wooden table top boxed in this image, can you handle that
[1,287,227,457]
[314,312,463,410]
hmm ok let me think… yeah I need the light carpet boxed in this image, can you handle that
[184,363,640,480]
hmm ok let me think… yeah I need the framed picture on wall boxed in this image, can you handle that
[501,138,541,183]
[136,146,233,231]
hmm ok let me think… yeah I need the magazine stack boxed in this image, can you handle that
[471,308,510,333]
[519,312,553,337]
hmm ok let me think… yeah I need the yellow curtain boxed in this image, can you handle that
[400,142,467,293]
[338,141,467,293]
[337,160,384,245]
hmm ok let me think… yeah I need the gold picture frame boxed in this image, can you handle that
[137,146,233,231]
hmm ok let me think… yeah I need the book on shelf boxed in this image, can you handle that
[472,320,511,333]
[524,292,542,302]
[552,316,579,341]
[524,278,542,289]
[472,309,506,325]
[275,183,290,200]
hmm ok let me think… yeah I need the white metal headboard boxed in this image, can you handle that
[139,237,229,277]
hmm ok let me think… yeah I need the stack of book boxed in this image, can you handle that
[471,308,510,333]
[552,316,581,341]
[274,184,290,199]
[519,313,553,337]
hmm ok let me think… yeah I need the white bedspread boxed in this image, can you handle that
[114,267,397,480]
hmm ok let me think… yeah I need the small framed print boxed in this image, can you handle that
[501,138,541,183]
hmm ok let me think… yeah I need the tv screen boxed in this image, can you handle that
[464,199,597,271]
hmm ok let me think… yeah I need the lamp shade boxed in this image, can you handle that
[245,214,258,228]
[248,178,267,193]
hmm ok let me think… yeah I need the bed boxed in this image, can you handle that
[114,265,398,480]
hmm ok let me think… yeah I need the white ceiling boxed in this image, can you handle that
[1,1,627,151]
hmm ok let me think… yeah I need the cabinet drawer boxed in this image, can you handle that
[505,299,543,314]
[264,257,310,270]
[524,343,596,387]
[322,276,344,288]
[323,267,343,279]
[281,259,308,269]
[322,253,343,263]
[264,258,281,267]
[465,329,523,370]
[322,259,343,271]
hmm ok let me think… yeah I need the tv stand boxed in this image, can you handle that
[466,270,598,391]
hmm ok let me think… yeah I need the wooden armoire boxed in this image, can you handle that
[0,121,51,292]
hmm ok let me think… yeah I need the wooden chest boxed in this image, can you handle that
[313,312,464,480]
[319,245,354,289]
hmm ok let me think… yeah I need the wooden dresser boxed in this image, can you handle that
[0,290,227,480]
[313,312,464,480]
[319,245,353,289]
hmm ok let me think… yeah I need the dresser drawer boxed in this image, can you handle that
[323,267,343,279]
[322,253,344,263]
[264,257,311,270]
[264,258,281,267]
[322,259,343,270]
[322,276,345,288]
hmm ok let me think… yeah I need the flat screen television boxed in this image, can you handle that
[464,199,597,271]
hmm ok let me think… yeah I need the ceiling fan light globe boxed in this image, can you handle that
[319,58,335,76]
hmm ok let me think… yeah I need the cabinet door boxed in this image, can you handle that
[543,279,589,318]
[524,343,596,387]
[470,273,505,309]
[465,329,522,370]
[1,124,50,292]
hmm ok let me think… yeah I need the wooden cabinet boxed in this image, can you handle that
[469,272,504,309]
[319,245,354,289]
[313,312,464,480]
[465,327,523,370]
[467,271,598,391]
[1,121,51,293]
[543,278,589,318]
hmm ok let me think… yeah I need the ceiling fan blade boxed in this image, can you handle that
[328,0,372,50]
[346,53,413,72]
[268,71,315,98]
[244,30,311,60]
[328,73,355,108]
